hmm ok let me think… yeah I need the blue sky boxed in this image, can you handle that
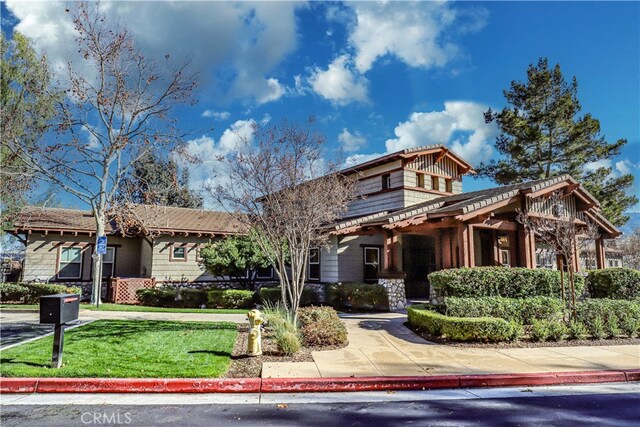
[2,1,639,211]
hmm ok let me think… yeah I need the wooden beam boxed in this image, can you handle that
[469,219,518,231]
[442,228,452,269]
[434,148,447,164]
[455,196,521,222]
[595,238,606,269]
[524,181,570,199]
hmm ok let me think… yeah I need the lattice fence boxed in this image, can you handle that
[107,277,156,304]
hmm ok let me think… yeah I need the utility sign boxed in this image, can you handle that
[96,236,107,255]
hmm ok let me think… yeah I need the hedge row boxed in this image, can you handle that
[429,267,585,299]
[0,283,82,304]
[445,296,564,324]
[576,298,640,326]
[258,287,321,307]
[326,282,389,311]
[407,304,520,342]
[586,268,640,299]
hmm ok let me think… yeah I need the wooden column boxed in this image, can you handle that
[434,231,442,271]
[383,230,400,272]
[442,228,452,269]
[595,238,606,270]
[518,226,536,269]
[457,224,473,267]
[492,230,500,266]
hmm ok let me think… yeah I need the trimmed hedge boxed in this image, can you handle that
[0,283,29,303]
[407,304,519,342]
[576,298,640,326]
[20,283,82,304]
[207,289,254,309]
[136,287,207,308]
[445,296,564,324]
[586,268,640,299]
[327,282,389,311]
[297,306,348,346]
[429,267,585,299]
[258,286,320,307]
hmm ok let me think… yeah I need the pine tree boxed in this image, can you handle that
[478,58,637,226]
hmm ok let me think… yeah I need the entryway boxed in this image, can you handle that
[402,234,435,298]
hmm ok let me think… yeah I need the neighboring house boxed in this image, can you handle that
[312,145,620,308]
[8,205,270,294]
[9,144,621,308]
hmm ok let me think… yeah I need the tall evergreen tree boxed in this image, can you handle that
[119,151,203,209]
[478,58,637,226]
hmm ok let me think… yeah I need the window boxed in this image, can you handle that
[445,178,453,193]
[308,247,320,280]
[256,266,274,279]
[416,173,425,188]
[363,246,380,282]
[381,174,391,190]
[58,247,83,279]
[499,249,510,267]
[102,247,115,278]
[171,245,187,261]
[431,176,439,191]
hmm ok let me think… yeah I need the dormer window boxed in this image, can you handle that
[382,174,391,190]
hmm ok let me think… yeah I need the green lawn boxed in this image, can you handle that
[0,320,237,378]
[0,303,246,314]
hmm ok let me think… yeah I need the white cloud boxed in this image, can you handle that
[615,160,634,176]
[348,1,485,73]
[584,159,612,173]
[584,159,638,179]
[338,128,366,152]
[385,101,498,165]
[5,1,302,105]
[201,110,231,121]
[308,55,369,105]
[260,114,272,126]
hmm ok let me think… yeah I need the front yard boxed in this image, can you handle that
[0,320,236,378]
[0,303,246,314]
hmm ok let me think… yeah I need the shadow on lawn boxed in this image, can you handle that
[0,357,49,368]
[187,350,232,357]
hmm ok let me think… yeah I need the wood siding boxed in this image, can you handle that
[336,234,384,282]
[406,154,461,179]
[527,194,578,217]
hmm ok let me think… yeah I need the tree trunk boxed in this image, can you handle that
[568,264,577,321]
[559,257,566,322]
[90,214,106,306]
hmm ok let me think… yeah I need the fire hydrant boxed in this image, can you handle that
[247,309,263,356]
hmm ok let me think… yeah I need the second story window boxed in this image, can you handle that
[381,173,391,190]
[431,176,439,191]
[416,173,425,188]
[445,178,453,193]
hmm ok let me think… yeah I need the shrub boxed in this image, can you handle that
[297,306,348,346]
[207,289,254,309]
[621,314,639,338]
[0,283,29,303]
[136,288,176,307]
[257,286,320,307]
[278,331,302,355]
[586,268,640,299]
[605,316,621,339]
[24,283,82,304]
[176,288,207,308]
[407,304,516,342]
[568,320,588,340]
[576,299,640,326]
[530,320,551,342]
[263,303,301,355]
[429,267,585,299]
[327,282,389,311]
[588,316,606,340]
[445,296,564,324]
[547,322,568,341]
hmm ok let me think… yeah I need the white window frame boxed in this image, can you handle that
[499,248,511,267]
[364,247,380,271]
[170,245,187,262]
[102,247,116,278]
[308,247,320,281]
[58,246,83,279]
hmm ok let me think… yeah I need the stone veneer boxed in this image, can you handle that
[378,277,407,310]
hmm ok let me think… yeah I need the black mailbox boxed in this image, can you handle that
[40,294,80,325]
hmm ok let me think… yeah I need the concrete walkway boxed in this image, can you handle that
[262,312,640,378]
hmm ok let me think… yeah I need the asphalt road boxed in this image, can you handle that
[2,390,639,426]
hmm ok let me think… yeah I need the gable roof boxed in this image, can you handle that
[339,144,475,176]
[333,175,620,237]
[10,205,245,236]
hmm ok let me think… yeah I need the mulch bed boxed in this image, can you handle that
[224,324,347,378]
[406,322,640,349]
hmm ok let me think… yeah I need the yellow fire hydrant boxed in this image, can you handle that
[247,309,263,356]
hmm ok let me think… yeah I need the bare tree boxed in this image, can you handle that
[210,118,356,322]
[2,2,197,304]
[619,227,640,270]
[518,191,599,321]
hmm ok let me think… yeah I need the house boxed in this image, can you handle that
[10,145,621,308]
[310,145,621,308]
[8,205,275,297]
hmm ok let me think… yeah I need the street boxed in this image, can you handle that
[2,384,638,426]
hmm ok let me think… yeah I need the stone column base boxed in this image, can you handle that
[378,278,407,311]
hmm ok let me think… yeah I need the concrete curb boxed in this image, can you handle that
[2,370,639,394]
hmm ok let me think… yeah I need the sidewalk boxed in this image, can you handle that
[77,309,247,323]
[262,312,640,378]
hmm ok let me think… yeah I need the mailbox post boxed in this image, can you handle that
[40,294,80,369]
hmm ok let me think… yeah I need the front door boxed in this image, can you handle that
[402,234,435,298]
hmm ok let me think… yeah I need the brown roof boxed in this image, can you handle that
[11,205,245,236]
[333,175,621,237]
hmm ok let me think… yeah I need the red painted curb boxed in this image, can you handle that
[261,375,460,393]
[459,370,627,388]
[624,369,640,382]
[0,378,38,393]
[32,378,261,393]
